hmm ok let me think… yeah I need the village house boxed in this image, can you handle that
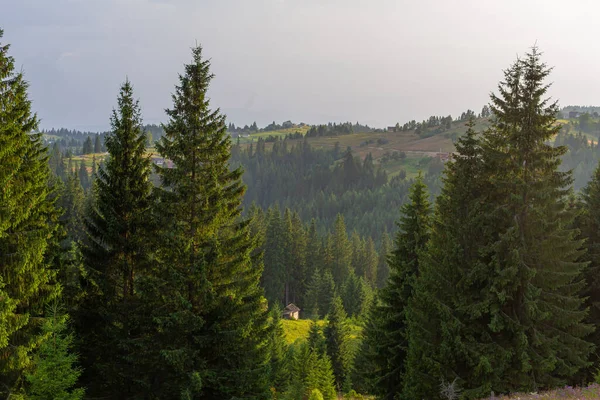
[282,303,301,320]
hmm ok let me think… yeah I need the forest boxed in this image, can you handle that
[3,25,600,400]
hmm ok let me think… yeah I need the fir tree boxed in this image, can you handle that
[94,134,102,153]
[371,174,431,400]
[77,80,153,397]
[576,159,600,378]
[77,161,89,191]
[376,232,391,289]
[25,303,85,400]
[331,214,352,285]
[404,49,594,399]
[148,45,271,398]
[304,268,322,319]
[319,270,336,318]
[269,304,291,393]
[263,206,285,305]
[307,320,327,355]
[0,28,61,396]
[82,136,93,154]
[324,296,352,391]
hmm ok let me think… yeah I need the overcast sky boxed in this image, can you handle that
[3,0,599,131]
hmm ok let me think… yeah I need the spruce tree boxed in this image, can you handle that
[269,304,291,393]
[370,174,431,400]
[148,45,271,398]
[331,214,352,285]
[263,206,285,305]
[25,303,85,400]
[77,161,89,191]
[0,28,61,396]
[376,232,391,289]
[324,296,352,391]
[576,159,600,377]
[404,49,593,399]
[403,119,492,399]
[319,270,336,318]
[77,80,153,397]
[94,134,102,153]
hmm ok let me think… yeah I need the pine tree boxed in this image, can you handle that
[148,45,271,398]
[77,80,153,397]
[370,174,431,400]
[25,303,85,400]
[0,29,61,396]
[324,296,352,391]
[404,49,594,399]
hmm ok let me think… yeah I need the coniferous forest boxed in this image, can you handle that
[3,25,600,400]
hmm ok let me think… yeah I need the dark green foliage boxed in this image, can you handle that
[368,174,431,400]
[285,343,337,400]
[304,269,322,320]
[147,45,271,399]
[94,134,102,153]
[263,206,286,305]
[341,274,373,320]
[577,163,600,377]
[270,304,291,393]
[0,28,61,396]
[25,303,84,400]
[403,49,594,399]
[331,214,352,285]
[376,231,392,289]
[307,320,327,355]
[77,79,153,397]
[325,296,353,391]
[319,270,336,318]
[82,136,93,154]
[77,161,89,191]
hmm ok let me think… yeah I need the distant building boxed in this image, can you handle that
[283,303,301,320]
[151,156,174,168]
[437,152,453,163]
[569,111,581,119]
[387,126,396,132]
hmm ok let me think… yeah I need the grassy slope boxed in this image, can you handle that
[281,319,363,345]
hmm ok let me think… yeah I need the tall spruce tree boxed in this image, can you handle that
[577,162,600,378]
[77,80,153,397]
[403,49,593,399]
[369,174,431,400]
[324,296,353,392]
[376,232,391,289]
[0,28,61,396]
[402,119,493,399]
[148,45,271,399]
[331,214,352,285]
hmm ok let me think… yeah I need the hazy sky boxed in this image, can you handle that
[3,0,600,131]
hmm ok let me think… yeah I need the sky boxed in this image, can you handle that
[3,0,600,131]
